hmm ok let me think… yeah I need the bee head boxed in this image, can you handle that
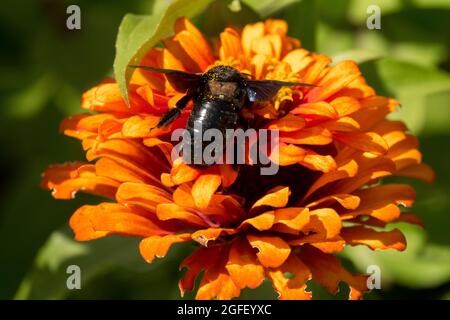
[204,65,245,83]
[203,65,247,102]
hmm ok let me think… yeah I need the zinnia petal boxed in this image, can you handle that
[247,234,291,268]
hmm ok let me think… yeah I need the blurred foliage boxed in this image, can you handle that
[0,0,449,300]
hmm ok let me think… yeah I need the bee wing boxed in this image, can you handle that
[246,79,316,102]
[129,65,201,93]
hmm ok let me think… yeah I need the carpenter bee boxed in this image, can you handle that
[130,65,315,166]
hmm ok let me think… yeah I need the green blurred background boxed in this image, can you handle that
[0,0,449,300]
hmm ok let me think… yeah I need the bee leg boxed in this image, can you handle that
[154,94,192,128]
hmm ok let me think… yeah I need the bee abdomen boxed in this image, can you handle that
[183,99,238,166]
[187,99,238,134]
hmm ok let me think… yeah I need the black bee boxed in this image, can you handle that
[130,65,314,165]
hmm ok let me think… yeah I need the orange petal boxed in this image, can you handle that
[116,182,172,212]
[334,159,396,195]
[306,208,342,239]
[191,228,235,247]
[122,115,166,138]
[300,152,336,173]
[394,213,424,228]
[282,48,311,73]
[247,234,291,268]
[336,76,375,100]
[60,113,123,140]
[251,186,290,210]
[298,245,368,300]
[174,18,214,70]
[273,207,310,232]
[304,158,358,200]
[176,32,213,71]
[387,135,422,170]
[311,238,346,253]
[330,96,361,117]
[325,117,361,132]
[135,85,171,112]
[267,254,312,300]
[395,163,436,183]
[239,211,275,231]
[163,18,213,73]
[41,161,84,190]
[97,118,123,140]
[300,53,330,83]
[307,194,360,210]
[250,54,269,80]
[334,132,388,155]
[131,49,166,89]
[191,173,222,209]
[251,36,273,57]
[265,19,288,36]
[290,102,338,119]
[163,19,213,73]
[242,22,265,56]
[280,127,333,145]
[170,159,201,185]
[161,173,175,187]
[87,139,169,186]
[173,184,196,207]
[95,157,149,184]
[156,203,208,227]
[342,184,416,222]
[181,243,241,300]
[143,137,174,164]
[306,61,361,102]
[59,114,93,140]
[81,82,147,114]
[267,114,306,132]
[196,267,241,300]
[219,28,244,61]
[179,246,224,295]
[275,143,306,166]
[70,203,172,241]
[219,164,238,188]
[352,96,398,131]
[372,119,407,137]
[139,233,191,263]
[267,34,283,60]
[41,163,119,199]
[226,238,265,289]
[341,226,407,251]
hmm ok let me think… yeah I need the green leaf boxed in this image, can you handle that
[15,226,197,299]
[15,228,148,299]
[341,224,450,289]
[242,0,300,17]
[317,22,355,56]
[276,0,318,51]
[199,0,260,36]
[359,58,450,134]
[3,73,57,119]
[332,48,382,65]
[113,0,213,104]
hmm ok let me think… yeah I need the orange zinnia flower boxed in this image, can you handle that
[41,18,434,299]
